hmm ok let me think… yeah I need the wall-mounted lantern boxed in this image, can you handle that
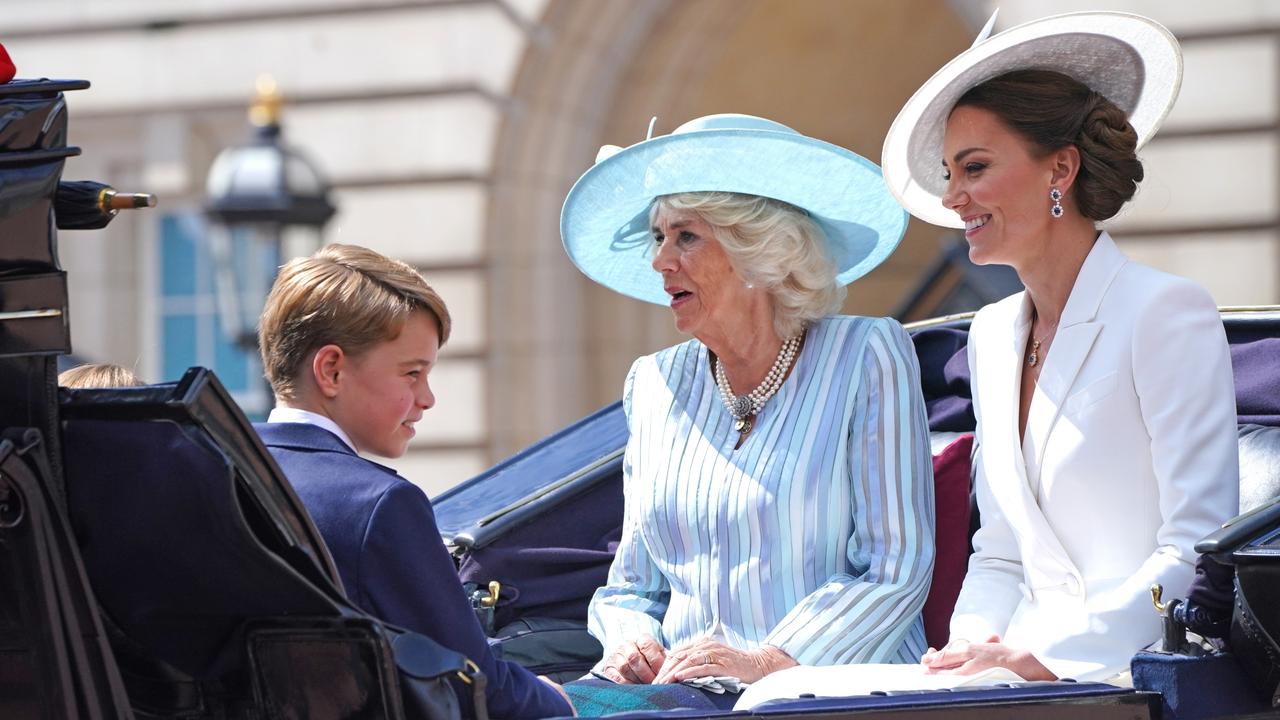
[204,76,335,349]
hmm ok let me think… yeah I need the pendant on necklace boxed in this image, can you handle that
[1027,338,1041,367]
[735,416,754,434]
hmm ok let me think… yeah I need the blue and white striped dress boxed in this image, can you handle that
[587,315,935,666]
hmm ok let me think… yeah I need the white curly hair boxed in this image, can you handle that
[649,191,844,339]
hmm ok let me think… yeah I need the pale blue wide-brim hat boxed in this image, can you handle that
[560,114,909,305]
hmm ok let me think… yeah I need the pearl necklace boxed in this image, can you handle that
[714,333,801,434]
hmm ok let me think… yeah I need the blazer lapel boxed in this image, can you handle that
[974,294,1055,543]
[1023,233,1127,481]
[978,293,1032,489]
[974,234,1122,584]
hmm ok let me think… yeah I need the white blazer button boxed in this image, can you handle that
[1018,582,1033,601]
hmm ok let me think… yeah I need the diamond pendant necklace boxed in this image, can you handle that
[1027,316,1057,367]
[714,333,802,437]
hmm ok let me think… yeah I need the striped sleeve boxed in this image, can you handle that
[764,318,936,664]
[586,359,670,653]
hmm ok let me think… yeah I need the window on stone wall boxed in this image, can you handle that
[156,213,275,418]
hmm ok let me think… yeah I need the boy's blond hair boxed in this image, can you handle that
[59,363,143,389]
[258,243,451,402]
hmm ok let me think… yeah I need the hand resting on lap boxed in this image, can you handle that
[599,634,667,684]
[653,638,797,685]
[920,635,1056,681]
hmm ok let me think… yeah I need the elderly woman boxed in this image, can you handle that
[561,114,936,687]
[881,12,1239,682]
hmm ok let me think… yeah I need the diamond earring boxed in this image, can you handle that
[1050,188,1064,218]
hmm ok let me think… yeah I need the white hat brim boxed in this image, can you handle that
[882,11,1182,229]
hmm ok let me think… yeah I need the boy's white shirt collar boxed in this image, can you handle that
[267,406,358,454]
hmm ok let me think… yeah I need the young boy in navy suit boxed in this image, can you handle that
[255,243,573,718]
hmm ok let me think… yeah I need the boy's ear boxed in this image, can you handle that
[312,344,346,399]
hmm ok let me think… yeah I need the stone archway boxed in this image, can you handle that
[487,0,974,455]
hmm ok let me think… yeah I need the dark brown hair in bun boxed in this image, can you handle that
[954,69,1144,221]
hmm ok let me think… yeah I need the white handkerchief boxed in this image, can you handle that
[680,675,747,694]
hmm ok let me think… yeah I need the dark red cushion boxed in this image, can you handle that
[923,434,973,650]
[0,44,13,84]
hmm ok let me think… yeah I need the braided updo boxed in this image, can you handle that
[954,69,1144,221]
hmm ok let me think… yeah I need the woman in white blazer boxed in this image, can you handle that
[881,13,1240,682]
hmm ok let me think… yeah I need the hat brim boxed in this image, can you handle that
[882,11,1182,229]
[561,129,908,305]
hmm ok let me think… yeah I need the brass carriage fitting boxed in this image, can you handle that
[479,580,501,608]
[1151,584,1168,614]
[99,186,157,211]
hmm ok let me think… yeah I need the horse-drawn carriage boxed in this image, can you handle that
[4,77,1279,720]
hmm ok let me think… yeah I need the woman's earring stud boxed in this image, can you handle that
[1050,187,1064,218]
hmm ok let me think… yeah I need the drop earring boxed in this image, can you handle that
[1050,188,1063,218]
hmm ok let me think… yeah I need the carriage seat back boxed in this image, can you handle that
[60,368,472,719]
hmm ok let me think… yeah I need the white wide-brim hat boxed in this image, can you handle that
[881,11,1182,229]
[561,114,908,305]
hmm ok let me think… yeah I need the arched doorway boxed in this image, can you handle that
[487,0,975,454]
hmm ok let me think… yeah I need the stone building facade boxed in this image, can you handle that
[10,0,1276,494]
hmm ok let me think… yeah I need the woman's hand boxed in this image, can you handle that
[652,639,797,684]
[920,635,1055,681]
[599,634,667,684]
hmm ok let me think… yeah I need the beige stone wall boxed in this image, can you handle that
[987,1,1280,308]
[489,0,974,455]
[17,0,1275,492]
[11,0,535,495]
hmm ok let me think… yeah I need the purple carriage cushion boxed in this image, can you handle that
[457,476,622,629]
[911,327,975,432]
[1232,338,1280,427]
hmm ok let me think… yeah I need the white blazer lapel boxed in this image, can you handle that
[976,311,1080,586]
[978,294,1032,484]
[974,295,1053,539]
[1023,233,1128,477]
[1023,324,1102,480]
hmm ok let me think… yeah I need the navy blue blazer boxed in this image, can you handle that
[255,422,571,719]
